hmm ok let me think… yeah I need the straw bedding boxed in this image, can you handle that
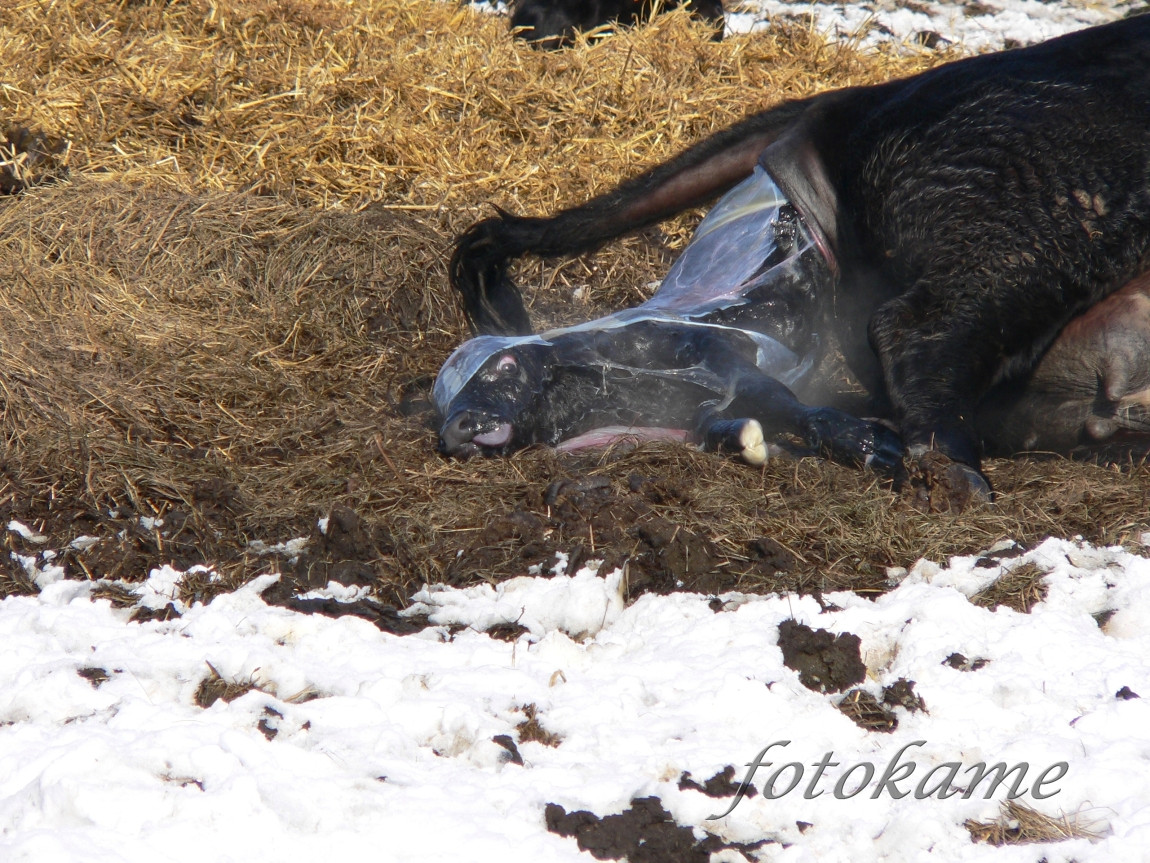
[1,0,1146,605]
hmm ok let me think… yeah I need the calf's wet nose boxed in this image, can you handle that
[438,410,479,455]
[438,409,514,456]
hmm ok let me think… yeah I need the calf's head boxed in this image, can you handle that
[434,337,552,457]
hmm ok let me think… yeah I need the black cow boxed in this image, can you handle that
[509,0,724,49]
[440,16,1150,501]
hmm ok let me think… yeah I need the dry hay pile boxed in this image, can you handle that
[0,0,1147,607]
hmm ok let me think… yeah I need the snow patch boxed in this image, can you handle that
[408,565,627,638]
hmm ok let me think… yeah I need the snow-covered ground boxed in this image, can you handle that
[728,0,1142,51]
[6,6,1150,862]
[5,533,1150,861]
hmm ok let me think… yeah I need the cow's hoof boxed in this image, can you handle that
[903,449,992,513]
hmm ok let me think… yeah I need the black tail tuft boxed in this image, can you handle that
[449,214,535,336]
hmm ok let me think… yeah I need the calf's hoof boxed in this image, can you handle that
[701,418,770,465]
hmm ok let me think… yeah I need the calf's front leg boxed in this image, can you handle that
[694,372,904,471]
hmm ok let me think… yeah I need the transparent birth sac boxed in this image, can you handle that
[434,166,821,415]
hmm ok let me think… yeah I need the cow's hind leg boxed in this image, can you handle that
[868,266,1146,501]
[867,287,1006,498]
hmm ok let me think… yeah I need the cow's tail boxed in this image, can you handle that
[449,96,815,336]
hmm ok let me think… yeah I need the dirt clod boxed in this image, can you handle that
[629,518,721,594]
[77,667,111,687]
[194,664,260,709]
[944,653,990,671]
[678,765,757,799]
[283,507,396,594]
[838,689,899,732]
[545,797,770,862]
[259,587,429,635]
[486,622,531,641]
[882,678,926,713]
[748,536,797,576]
[516,704,562,748]
[130,603,182,623]
[902,451,990,513]
[778,619,867,693]
[258,707,282,741]
[974,543,1025,567]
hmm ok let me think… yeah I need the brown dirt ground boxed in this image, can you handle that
[1,0,1148,612]
[546,796,772,860]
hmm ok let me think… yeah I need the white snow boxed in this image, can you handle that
[727,0,1139,51]
[486,0,1140,50]
[7,521,48,545]
[3,538,1150,860]
[408,565,627,637]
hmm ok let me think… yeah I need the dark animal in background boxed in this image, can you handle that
[509,0,724,49]
[440,16,1150,500]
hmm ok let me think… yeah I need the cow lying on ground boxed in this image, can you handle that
[438,16,1150,502]
[509,0,724,49]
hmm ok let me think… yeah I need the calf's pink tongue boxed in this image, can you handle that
[473,423,513,447]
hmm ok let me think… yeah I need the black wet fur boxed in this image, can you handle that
[440,312,903,472]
